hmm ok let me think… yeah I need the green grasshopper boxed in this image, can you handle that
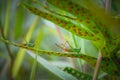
[55,41,81,53]
[20,39,34,47]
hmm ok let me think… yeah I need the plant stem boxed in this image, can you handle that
[93,51,102,80]
[93,0,111,80]
[4,0,10,37]
[0,25,14,80]
[30,55,38,80]
[30,22,42,80]
[2,0,13,79]
[71,34,83,70]
[105,0,111,13]
[72,34,78,48]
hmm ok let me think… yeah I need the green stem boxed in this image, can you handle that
[0,38,97,62]
[30,25,43,80]
[72,34,78,48]
[12,17,38,78]
[0,22,14,80]
[71,34,83,71]
[4,0,10,37]
[30,55,38,80]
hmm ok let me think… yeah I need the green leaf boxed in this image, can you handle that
[22,3,107,56]
[46,0,105,48]
[0,38,119,76]
[46,0,120,57]
[4,0,10,37]
[14,6,24,39]
[27,51,77,80]
[12,17,38,78]
[63,67,92,80]
[30,25,43,80]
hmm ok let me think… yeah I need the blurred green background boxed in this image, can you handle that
[0,0,120,80]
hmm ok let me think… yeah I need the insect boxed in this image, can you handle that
[55,41,81,53]
[20,39,34,47]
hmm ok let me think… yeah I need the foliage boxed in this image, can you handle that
[0,0,120,80]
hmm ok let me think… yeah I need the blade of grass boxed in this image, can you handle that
[12,16,39,78]
[4,0,10,37]
[1,22,13,80]
[71,34,83,70]
[30,26,43,80]
[14,6,24,39]
[27,51,77,80]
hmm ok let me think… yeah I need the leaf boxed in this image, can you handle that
[0,38,119,76]
[46,0,105,48]
[46,0,120,57]
[63,67,92,80]
[95,20,120,54]
[27,51,77,80]
[81,0,120,29]
[22,3,96,41]
[22,3,110,57]
[14,6,24,39]
[30,26,43,80]
[12,17,39,78]
[4,0,10,37]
